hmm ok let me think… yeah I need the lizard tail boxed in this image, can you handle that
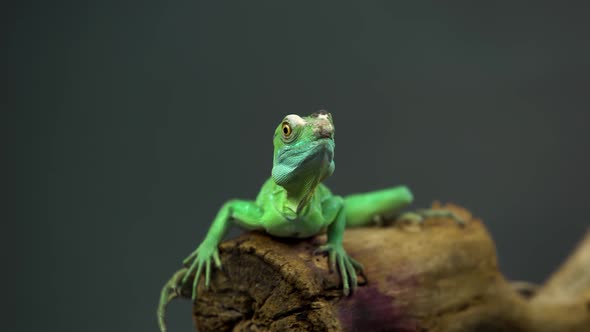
[344,185,413,227]
[157,268,187,332]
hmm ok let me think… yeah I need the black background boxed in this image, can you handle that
[13,2,590,331]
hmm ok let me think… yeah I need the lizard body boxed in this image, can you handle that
[157,111,413,331]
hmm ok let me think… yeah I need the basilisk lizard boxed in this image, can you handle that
[157,111,416,331]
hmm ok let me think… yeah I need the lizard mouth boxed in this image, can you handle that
[297,139,333,162]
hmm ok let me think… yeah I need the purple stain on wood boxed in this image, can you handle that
[337,285,418,332]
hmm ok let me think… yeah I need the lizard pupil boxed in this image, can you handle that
[282,124,291,136]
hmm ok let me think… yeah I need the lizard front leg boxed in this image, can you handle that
[157,200,264,332]
[315,196,363,295]
[181,199,264,299]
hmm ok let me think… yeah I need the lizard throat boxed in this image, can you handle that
[281,178,318,219]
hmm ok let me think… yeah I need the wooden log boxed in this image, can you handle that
[174,203,590,332]
[524,227,590,332]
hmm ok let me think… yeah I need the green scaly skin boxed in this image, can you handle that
[157,111,414,332]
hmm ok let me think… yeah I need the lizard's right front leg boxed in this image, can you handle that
[181,199,264,300]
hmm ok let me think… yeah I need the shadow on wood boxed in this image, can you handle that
[175,203,590,332]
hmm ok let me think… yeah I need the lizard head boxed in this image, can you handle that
[271,111,335,188]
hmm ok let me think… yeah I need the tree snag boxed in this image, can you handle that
[172,203,590,332]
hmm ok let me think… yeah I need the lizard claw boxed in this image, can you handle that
[314,244,337,271]
[314,243,362,296]
[181,243,222,301]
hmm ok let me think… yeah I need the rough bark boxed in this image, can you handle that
[176,203,590,332]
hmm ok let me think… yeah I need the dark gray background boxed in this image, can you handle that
[13,2,590,332]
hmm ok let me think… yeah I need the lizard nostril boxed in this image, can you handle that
[316,122,334,139]
[319,130,333,138]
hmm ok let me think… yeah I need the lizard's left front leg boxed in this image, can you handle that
[315,196,363,296]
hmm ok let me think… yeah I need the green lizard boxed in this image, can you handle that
[157,111,414,332]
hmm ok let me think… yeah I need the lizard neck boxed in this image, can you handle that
[280,173,321,216]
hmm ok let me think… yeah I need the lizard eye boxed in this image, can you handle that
[281,122,292,137]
